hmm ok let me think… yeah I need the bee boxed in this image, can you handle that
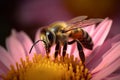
[29,16,103,63]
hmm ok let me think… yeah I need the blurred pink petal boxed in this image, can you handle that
[12,30,36,55]
[96,34,120,56]
[0,46,17,80]
[11,30,36,59]
[92,18,112,48]
[83,24,95,35]
[0,47,10,75]
[91,41,120,73]
[105,74,120,80]
[6,36,26,63]
[85,25,95,36]
[0,46,15,69]
[0,61,9,77]
[87,34,120,70]
[91,58,120,80]
[0,30,38,77]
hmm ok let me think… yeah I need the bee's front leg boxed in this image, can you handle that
[62,42,67,57]
[45,45,50,58]
[55,41,61,58]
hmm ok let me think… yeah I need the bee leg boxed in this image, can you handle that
[76,40,85,63]
[62,42,67,57]
[55,41,60,58]
[46,48,50,58]
[68,40,85,63]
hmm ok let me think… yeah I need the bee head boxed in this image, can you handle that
[40,29,55,53]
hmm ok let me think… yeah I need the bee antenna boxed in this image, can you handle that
[29,40,47,54]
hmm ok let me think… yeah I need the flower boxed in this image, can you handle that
[0,18,120,80]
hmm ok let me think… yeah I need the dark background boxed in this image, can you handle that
[0,0,120,47]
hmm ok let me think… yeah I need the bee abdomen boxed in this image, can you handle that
[68,28,93,50]
[79,29,93,50]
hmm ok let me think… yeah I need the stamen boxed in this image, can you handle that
[1,54,92,80]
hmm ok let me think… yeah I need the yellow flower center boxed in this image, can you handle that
[1,54,92,80]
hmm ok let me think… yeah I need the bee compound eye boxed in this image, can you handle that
[46,31,54,42]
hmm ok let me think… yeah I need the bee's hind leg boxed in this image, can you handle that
[68,40,85,63]
[76,40,85,63]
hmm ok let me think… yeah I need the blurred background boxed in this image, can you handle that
[0,0,120,47]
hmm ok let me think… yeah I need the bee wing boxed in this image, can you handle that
[74,18,103,28]
[64,18,103,32]
[67,16,88,24]
[69,18,103,28]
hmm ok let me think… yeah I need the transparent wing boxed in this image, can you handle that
[64,18,103,32]
[67,16,88,24]
[74,18,103,28]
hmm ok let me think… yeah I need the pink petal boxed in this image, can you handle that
[49,45,56,59]
[86,18,112,63]
[73,48,80,59]
[105,74,120,80]
[91,41,120,73]
[0,46,16,76]
[98,34,120,56]
[6,35,26,63]
[83,25,95,36]
[0,46,16,69]
[67,43,76,56]
[91,58,120,80]
[92,18,112,48]
[87,34,120,70]
[110,34,120,45]
[86,25,95,36]
[0,61,9,75]
[15,31,36,59]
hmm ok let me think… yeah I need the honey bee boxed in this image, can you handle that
[29,16,103,63]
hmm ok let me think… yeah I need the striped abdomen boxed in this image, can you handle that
[68,28,93,50]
